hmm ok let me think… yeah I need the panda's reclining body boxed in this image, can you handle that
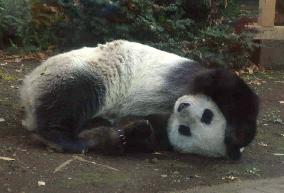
[20,40,259,160]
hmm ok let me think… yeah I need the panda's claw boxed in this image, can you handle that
[116,128,127,146]
[81,148,88,154]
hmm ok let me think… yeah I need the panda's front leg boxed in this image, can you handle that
[78,125,126,154]
[119,119,156,153]
[78,118,155,154]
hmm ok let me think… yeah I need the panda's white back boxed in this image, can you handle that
[110,41,191,117]
[63,40,191,119]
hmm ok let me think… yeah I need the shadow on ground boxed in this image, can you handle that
[0,60,283,193]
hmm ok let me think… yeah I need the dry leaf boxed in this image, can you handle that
[15,69,23,73]
[37,52,48,61]
[279,101,284,104]
[249,80,262,85]
[239,70,245,74]
[258,142,268,147]
[38,181,46,186]
[0,118,5,122]
[222,176,238,181]
[247,68,253,74]
[14,58,22,63]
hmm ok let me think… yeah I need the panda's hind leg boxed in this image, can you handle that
[26,68,107,153]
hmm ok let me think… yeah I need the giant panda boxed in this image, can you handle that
[20,40,259,159]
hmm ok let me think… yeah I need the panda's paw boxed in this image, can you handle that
[78,126,126,154]
[121,119,156,153]
[116,128,127,146]
[123,120,153,140]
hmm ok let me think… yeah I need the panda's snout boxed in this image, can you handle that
[177,103,190,112]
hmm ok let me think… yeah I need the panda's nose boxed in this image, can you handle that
[177,103,190,112]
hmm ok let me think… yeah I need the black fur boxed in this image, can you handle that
[79,117,157,153]
[166,61,204,96]
[145,114,173,151]
[177,103,190,112]
[201,109,214,125]
[190,68,259,160]
[178,125,192,136]
[35,68,106,152]
[117,114,173,152]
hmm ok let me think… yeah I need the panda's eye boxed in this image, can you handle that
[201,109,214,125]
[178,125,192,136]
[177,102,190,112]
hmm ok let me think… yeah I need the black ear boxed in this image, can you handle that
[201,109,214,125]
[192,68,259,148]
[226,145,241,160]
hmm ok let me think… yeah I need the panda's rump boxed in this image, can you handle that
[21,63,106,133]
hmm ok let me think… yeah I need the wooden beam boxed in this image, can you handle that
[260,40,284,69]
[258,0,276,27]
[254,25,284,40]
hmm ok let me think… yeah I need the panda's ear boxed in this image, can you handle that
[191,68,237,95]
[226,145,241,160]
[192,68,259,149]
[225,121,257,148]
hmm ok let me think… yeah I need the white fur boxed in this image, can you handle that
[167,95,227,157]
[20,40,193,130]
[100,41,191,118]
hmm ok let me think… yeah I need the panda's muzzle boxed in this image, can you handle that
[178,125,192,136]
[177,103,190,112]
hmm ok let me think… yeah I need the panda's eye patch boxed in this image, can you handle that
[178,125,192,136]
[201,109,214,125]
[177,103,190,112]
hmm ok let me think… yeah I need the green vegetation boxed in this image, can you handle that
[0,69,16,81]
[0,0,258,68]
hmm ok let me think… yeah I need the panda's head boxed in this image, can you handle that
[168,69,259,160]
[168,95,227,158]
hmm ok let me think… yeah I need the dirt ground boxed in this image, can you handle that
[0,59,283,193]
